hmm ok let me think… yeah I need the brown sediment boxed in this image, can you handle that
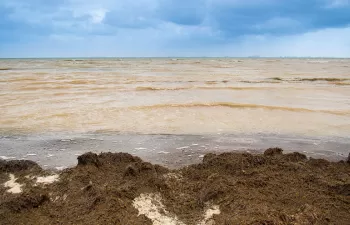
[0,68,11,71]
[128,102,350,115]
[331,82,350,86]
[293,78,348,82]
[269,77,283,81]
[205,81,217,84]
[240,80,281,84]
[0,149,349,225]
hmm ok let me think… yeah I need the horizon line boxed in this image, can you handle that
[1,56,350,60]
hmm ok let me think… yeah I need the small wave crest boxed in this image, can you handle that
[128,102,350,115]
[135,87,190,91]
[134,86,278,91]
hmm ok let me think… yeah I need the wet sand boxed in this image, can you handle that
[1,149,349,225]
[1,134,349,169]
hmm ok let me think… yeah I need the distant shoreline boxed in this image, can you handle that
[1,56,350,60]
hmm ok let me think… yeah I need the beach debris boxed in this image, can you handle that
[264,147,283,156]
[77,152,101,167]
[0,159,40,172]
[36,174,59,184]
[4,174,23,194]
[124,164,139,177]
[163,172,182,180]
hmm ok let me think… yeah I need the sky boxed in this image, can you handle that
[0,0,350,58]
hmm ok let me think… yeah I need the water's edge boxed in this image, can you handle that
[1,133,349,169]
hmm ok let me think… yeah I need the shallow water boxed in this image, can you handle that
[1,58,349,166]
[0,133,349,169]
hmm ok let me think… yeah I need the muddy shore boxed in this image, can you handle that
[1,148,350,225]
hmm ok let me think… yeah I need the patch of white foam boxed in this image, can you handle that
[135,147,147,150]
[176,146,189,150]
[26,153,37,156]
[4,174,23,194]
[133,193,185,225]
[36,174,59,184]
[55,166,66,171]
[0,156,15,160]
[158,151,170,154]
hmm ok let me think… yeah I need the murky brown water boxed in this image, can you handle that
[1,58,349,137]
[1,58,350,167]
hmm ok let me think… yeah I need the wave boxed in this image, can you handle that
[293,78,348,82]
[18,85,73,91]
[128,102,350,115]
[134,86,279,91]
[67,80,97,85]
[135,86,190,91]
[332,82,350,86]
[5,77,38,82]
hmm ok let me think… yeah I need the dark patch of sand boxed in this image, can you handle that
[1,149,349,224]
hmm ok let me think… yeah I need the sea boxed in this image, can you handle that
[1,58,349,169]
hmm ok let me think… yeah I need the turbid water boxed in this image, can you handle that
[1,58,349,168]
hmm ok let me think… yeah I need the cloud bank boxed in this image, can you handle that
[0,0,350,57]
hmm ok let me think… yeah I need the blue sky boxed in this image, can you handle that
[0,0,350,57]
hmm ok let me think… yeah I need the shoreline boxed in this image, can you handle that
[1,133,349,170]
[1,148,350,224]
